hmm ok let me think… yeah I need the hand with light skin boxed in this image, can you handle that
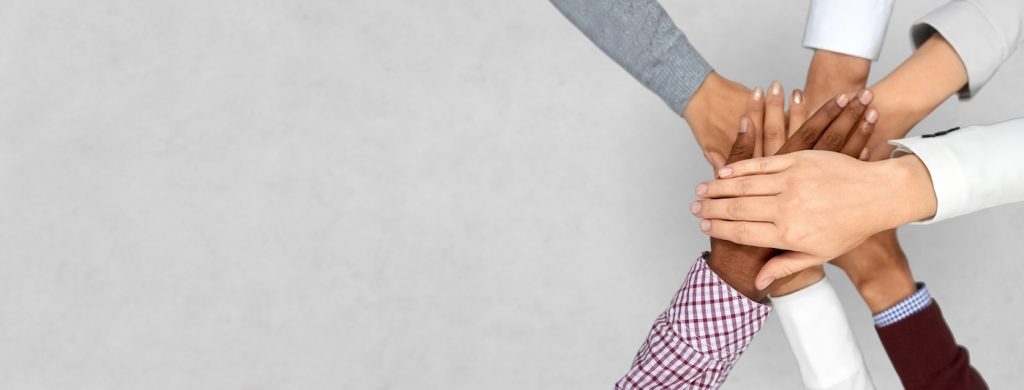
[695,150,937,289]
[692,32,970,290]
[683,72,754,170]
[767,49,871,296]
[705,83,878,300]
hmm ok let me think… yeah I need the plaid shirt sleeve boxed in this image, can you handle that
[614,253,773,389]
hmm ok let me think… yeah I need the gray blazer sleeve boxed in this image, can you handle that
[911,0,1024,98]
[550,0,712,114]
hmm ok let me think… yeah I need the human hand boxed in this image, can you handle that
[705,84,871,299]
[696,152,936,290]
[832,230,917,313]
[683,71,753,170]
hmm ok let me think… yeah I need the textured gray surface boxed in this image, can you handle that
[0,1,1021,389]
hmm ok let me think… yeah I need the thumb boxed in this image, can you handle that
[756,251,827,290]
[705,151,727,172]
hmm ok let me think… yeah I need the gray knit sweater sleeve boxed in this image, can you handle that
[551,0,713,114]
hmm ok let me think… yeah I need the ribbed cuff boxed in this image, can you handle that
[652,36,712,114]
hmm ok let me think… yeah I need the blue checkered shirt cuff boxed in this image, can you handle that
[873,283,932,328]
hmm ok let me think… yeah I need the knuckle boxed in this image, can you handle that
[736,178,752,196]
[727,200,743,219]
[820,133,844,151]
[758,158,771,173]
[843,106,864,122]
[797,127,818,145]
[736,223,750,243]
[764,125,783,139]
[823,102,842,118]
[780,262,800,276]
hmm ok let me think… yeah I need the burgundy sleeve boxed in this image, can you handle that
[875,301,987,390]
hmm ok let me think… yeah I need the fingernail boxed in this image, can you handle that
[759,277,775,290]
[695,183,708,196]
[690,201,702,215]
[859,148,870,161]
[865,108,879,124]
[858,89,873,105]
[753,86,764,101]
[769,80,782,96]
[739,117,749,133]
[718,167,733,178]
[792,90,803,105]
[836,94,849,107]
[700,220,711,232]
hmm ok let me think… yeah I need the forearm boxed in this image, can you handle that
[868,33,967,150]
[803,50,870,111]
[876,299,988,389]
[774,277,875,390]
[890,117,1024,223]
[707,243,773,302]
[616,255,772,388]
[549,0,712,113]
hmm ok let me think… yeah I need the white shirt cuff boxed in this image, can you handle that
[773,277,874,390]
[803,0,895,60]
[889,132,971,224]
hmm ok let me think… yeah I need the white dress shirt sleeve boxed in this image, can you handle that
[889,117,1024,224]
[910,0,1024,98]
[803,0,895,60]
[773,277,875,390]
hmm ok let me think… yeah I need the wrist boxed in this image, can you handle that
[707,243,771,303]
[683,72,748,156]
[880,155,938,225]
[804,50,870,109]
[858,272,918,314]
[866,34,968,143]
[835,231,918,313]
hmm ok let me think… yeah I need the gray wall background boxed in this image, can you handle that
[1,0,1021,389]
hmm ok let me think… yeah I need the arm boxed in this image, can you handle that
[614,253,772,389]
[866,0,1024,157]
[890,117,1024,223]
[910,0,1024,99]
[772,276,875,390]
[548,0,750,168]
[832,231,988,390]
[693,116,1024,276]
[801,0,893,113]
[877,300,988,390]
[618,88,874,388]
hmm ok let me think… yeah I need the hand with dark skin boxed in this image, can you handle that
[704,85,878,301]
[832,229,917,313]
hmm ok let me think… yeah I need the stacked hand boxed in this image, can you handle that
[703,80,879,300]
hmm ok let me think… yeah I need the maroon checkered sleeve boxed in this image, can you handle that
[614,254,772,389]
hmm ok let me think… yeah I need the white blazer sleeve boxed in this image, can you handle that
[890,117,1024,224]
[910,0,1024,97]
[772,277,875,390]
[803,0,895,60]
